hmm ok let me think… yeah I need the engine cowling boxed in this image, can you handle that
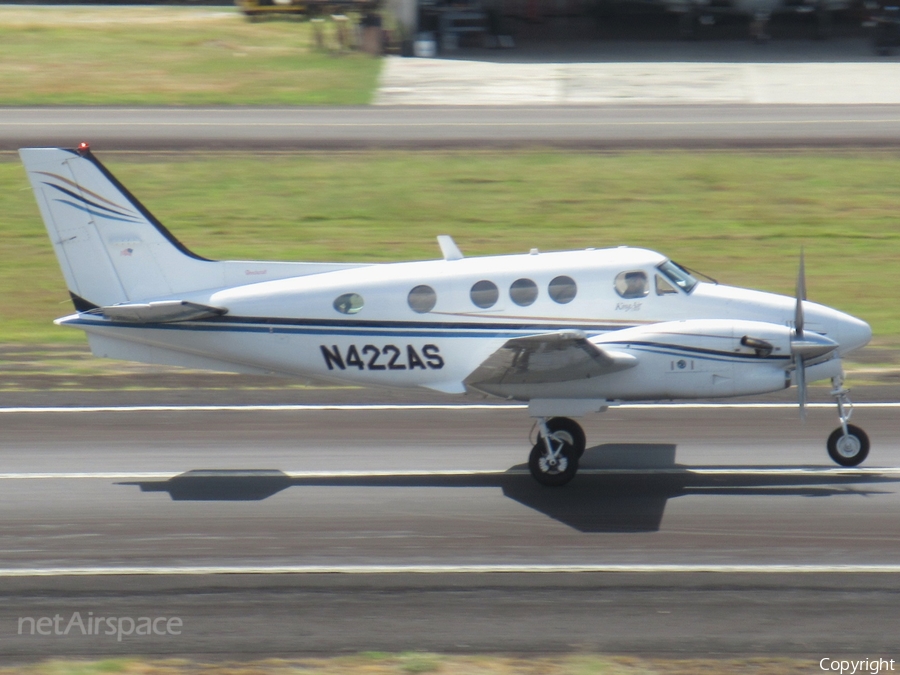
[592,319,799,399]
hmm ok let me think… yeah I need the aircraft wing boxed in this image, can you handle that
[464,330,637,396]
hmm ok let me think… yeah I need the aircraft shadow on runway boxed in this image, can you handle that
[120,443,897,533]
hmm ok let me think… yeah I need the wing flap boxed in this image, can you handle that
[464,330,637,396]
[98,300,227,323]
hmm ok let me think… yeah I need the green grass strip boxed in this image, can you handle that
[0,654,833,674]
[0,6,381,106]
[3,150,899,344]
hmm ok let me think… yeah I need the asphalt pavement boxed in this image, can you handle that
[5,572,900,659]
[4,104,900,150]
[1,404,899,657]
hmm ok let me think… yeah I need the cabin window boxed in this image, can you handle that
[615,271,649,299]
[333,292,364,315]
[657,260,698,293]
[509,278,538,307]
[408,285,437,313]
[655,274,678,296]
[470,280,499,309]
[548,276,577,304]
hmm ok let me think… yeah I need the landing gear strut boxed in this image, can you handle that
[826,377,870,467]
[528,417,585,487]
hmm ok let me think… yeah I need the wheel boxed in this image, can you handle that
[545,417,586,459]
[827,424,870,467]
[529,438,579,487]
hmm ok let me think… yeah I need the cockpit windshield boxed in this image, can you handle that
[657,260,698,293]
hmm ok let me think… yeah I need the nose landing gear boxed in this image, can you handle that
[827,378,870,467]
[528,417,586,487]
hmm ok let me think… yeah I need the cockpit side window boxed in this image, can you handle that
[655,274,678,295]
[657,260,698,293]
[614,271,649,299]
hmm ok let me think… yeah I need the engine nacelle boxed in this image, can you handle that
[592,319,799,400]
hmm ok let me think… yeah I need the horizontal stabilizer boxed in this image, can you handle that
[98,300,227,324]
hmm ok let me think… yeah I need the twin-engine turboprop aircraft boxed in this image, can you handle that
[20,145,874,486]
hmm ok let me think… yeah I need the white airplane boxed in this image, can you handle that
[20,144,873,486]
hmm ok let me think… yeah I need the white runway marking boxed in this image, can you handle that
[5,106,900,114]
[2,467,899,480]
[3,564,900,577]
[0,403,522,414]
[0,401,898,414]
[7,119,900,127]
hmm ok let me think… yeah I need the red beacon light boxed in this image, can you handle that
[76,142,90,155]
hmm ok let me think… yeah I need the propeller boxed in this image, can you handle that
[795,249,806,336]
[794,250,807,420]
[790,250,838,420]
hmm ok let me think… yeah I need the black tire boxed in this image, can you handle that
[529,439,579,487]
[827,424,870,467]
[545,417,586,459]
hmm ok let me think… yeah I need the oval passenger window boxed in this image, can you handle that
[548,276,577,304]
[470,280,499,309]
[333,292,364,315]
[510,278,538,307]
[408,285,437,313]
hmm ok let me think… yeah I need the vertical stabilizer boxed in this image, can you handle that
[19,146,217,307]
[20,146,368,310]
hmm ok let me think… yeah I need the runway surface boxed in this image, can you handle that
[5,104,900,150]
[2,403,899,657]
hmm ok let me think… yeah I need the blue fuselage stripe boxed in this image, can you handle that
[64,318,791,365]
[65,317,625,340]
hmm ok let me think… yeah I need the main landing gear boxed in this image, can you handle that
[827,377,870,467]
[528,417,586,487]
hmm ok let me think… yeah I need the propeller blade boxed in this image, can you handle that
[794,249,806,338]
[793,249,808,421]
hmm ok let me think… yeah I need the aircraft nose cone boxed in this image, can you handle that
[837,313,872,355]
